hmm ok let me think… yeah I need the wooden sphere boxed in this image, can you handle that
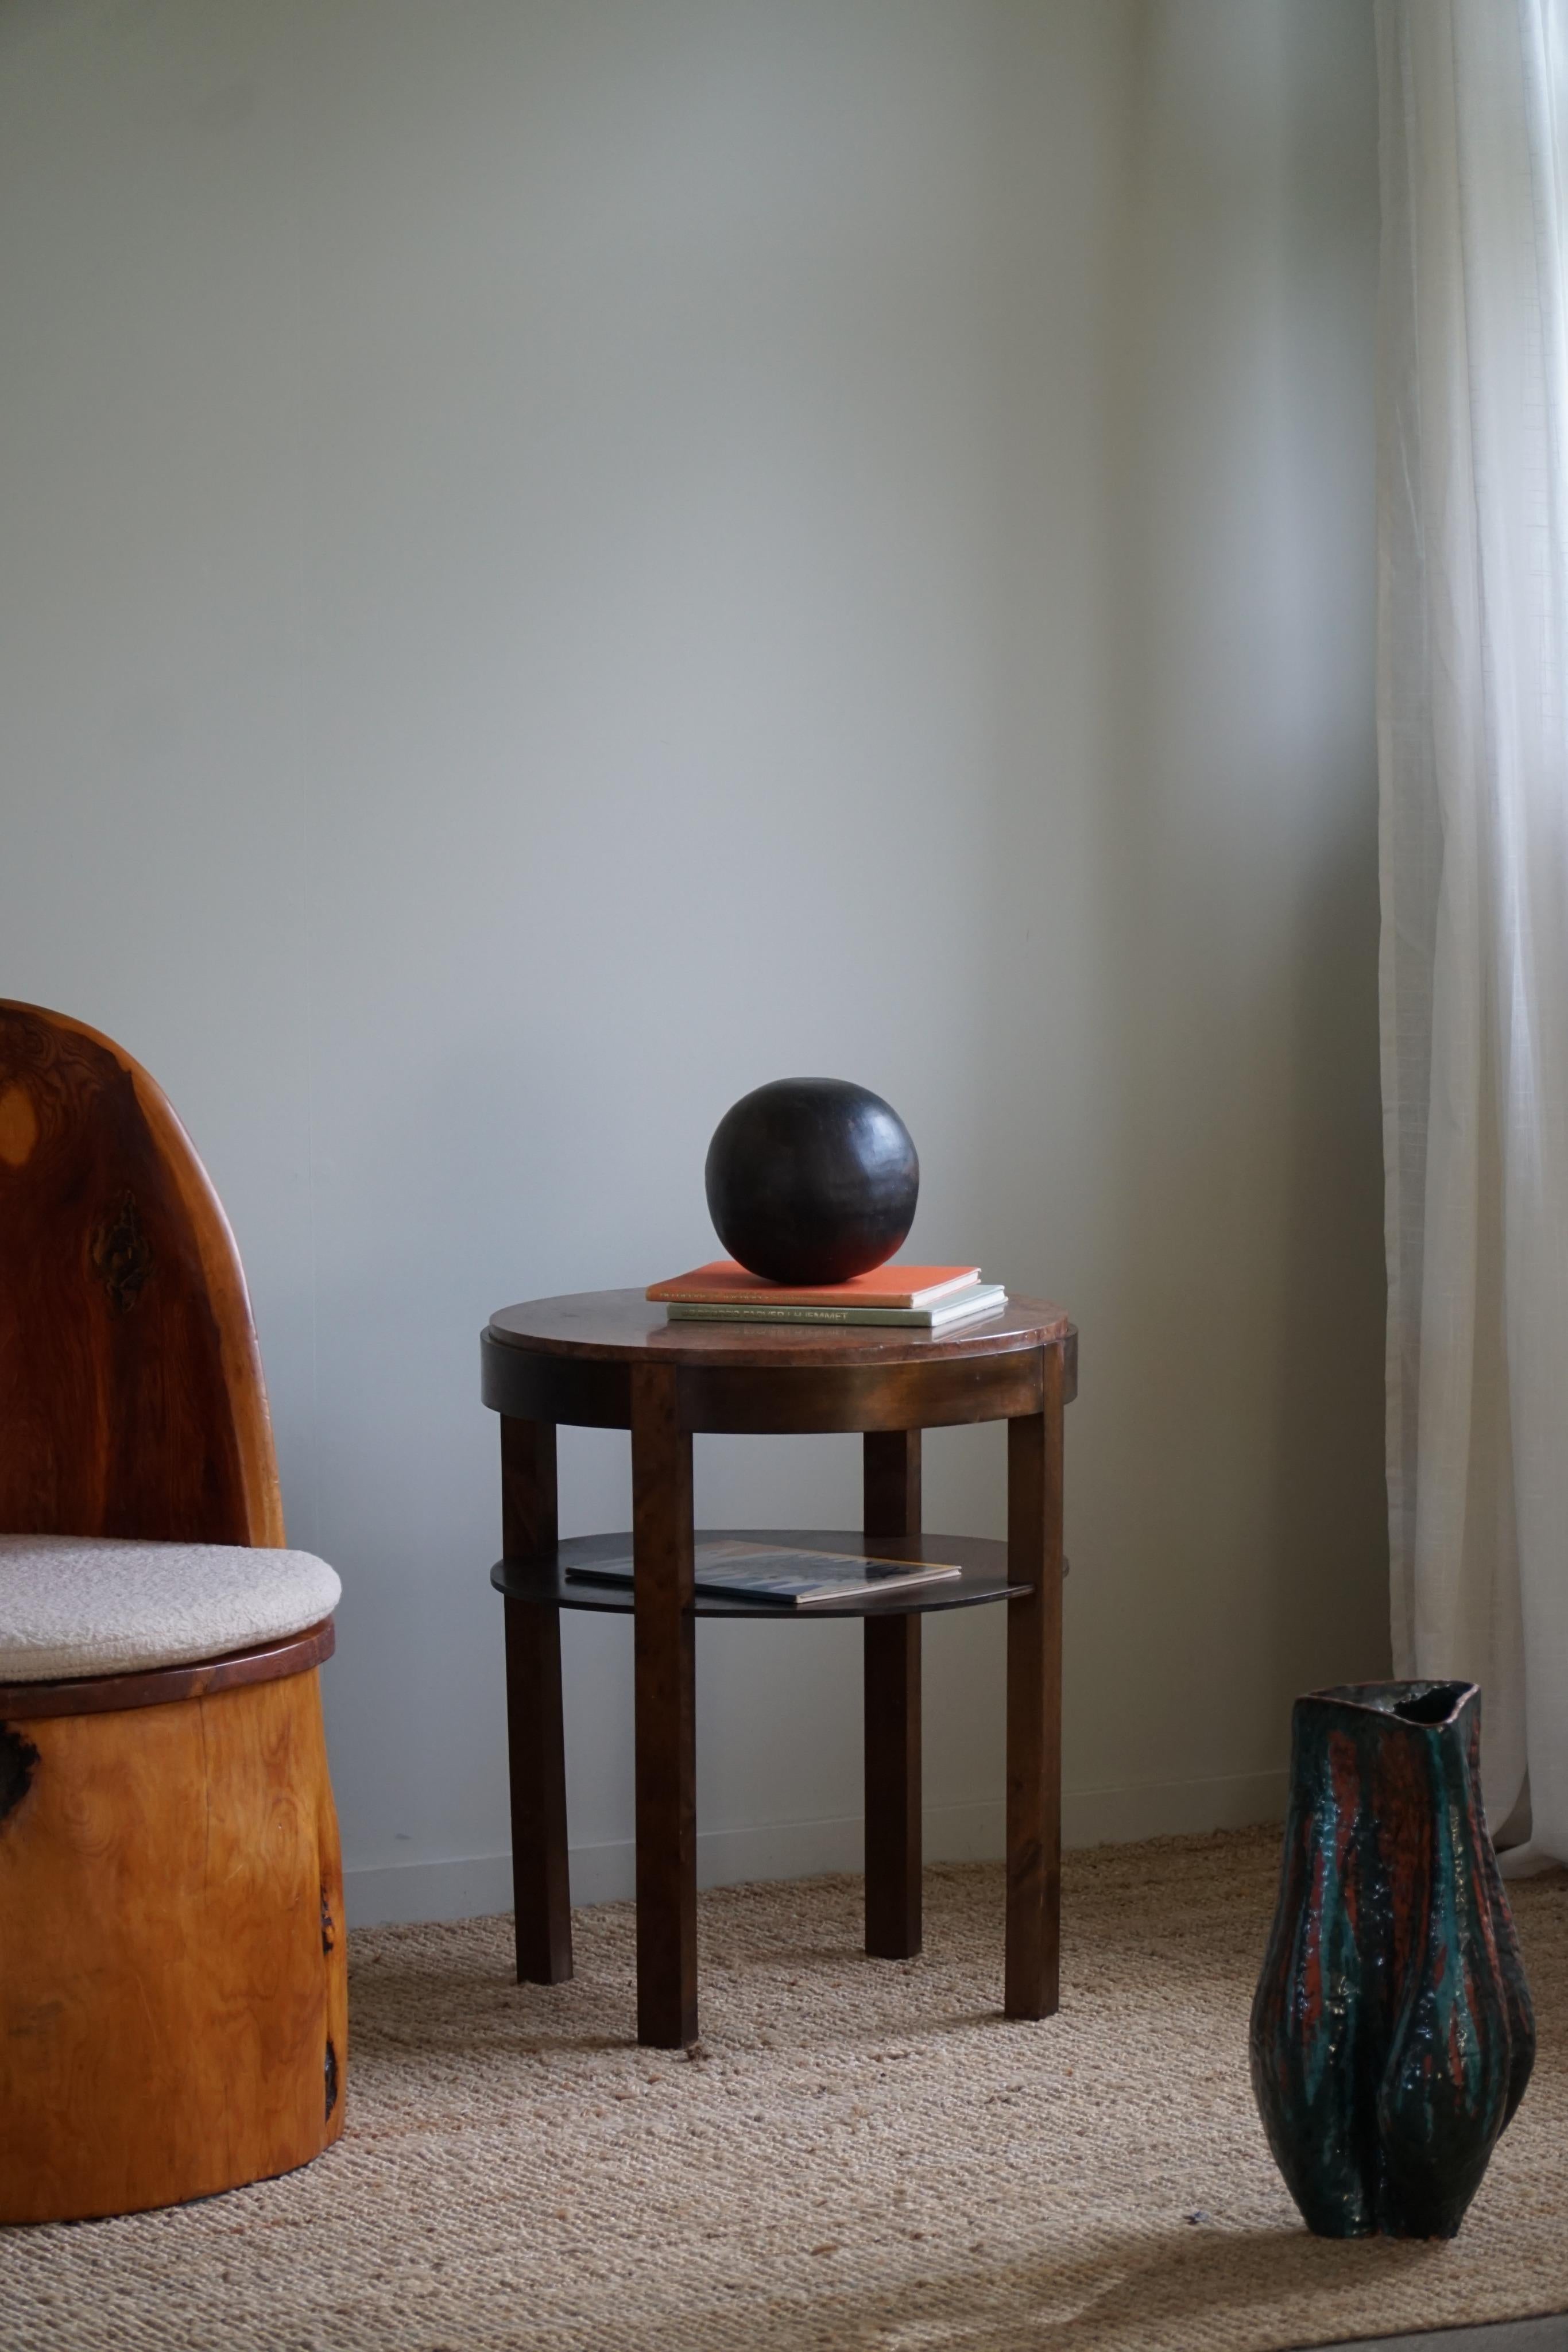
[703,1077,919,1285]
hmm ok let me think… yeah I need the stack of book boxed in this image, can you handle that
[645,1259,1007,1330]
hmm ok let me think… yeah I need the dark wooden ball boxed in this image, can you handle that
[703,1077,919,1286]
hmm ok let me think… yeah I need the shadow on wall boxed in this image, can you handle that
[979,0,1388,1801]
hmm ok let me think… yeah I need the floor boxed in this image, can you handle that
[6,1834,1564,2352]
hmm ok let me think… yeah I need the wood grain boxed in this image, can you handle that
[679,1353,1043,1436]
[0,1001,282,1546]
[0,1002,345,2218]
[0,1618,335,1721]
[0,1669,346,2223]
[630,1363,698,2048]
[1005,1359,1066,2020]
[484,1294,1066,1438]
[864,1432,923,1959]
[501,1417,571,1984]
[489,1288,1071,1367]
[481,1332,629,1431]
[483,1318,1048,1436]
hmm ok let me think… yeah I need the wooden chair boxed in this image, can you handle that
[0,1001,346,2223]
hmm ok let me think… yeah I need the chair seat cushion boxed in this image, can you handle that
[0,1537,341,1682]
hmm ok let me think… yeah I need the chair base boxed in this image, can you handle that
[0,1665,346,2223]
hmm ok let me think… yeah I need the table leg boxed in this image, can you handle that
[501,1418,572,1984]
[864,1430,923,1959]
[630,1363,698,2048]
[1005,1351,1065,2019]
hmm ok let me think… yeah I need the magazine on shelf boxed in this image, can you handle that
[564,1538,963,1608]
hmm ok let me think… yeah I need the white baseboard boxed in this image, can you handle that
[343,1767,1286,1928]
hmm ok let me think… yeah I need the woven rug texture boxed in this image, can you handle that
[3,1826,1567,2352]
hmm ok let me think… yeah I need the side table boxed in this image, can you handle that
[481,1289,1076,2048]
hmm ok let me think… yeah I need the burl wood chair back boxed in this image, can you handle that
[0,1000,282,1546]
[0,1003,344,2226]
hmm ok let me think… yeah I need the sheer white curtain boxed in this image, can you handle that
[1378,0,1568,1868]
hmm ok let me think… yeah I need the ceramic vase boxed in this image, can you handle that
[1250,1680,1534,2238]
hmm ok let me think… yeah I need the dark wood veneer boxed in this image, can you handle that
[630,1363,698,2050]
[487,1285,1075,2048]
[864,1431,923,1960]
[501,1418,571,1985]
[489,1288,1071,1365]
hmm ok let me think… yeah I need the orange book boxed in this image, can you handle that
[646,1260,982,1310]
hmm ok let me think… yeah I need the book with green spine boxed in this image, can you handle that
[664,1286,1006,1329]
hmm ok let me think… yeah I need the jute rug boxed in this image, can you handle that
[4,1827,1567,2352]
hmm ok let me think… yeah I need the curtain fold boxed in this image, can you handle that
[1377,0,1568,1867]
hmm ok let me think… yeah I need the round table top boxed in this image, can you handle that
[487,1287,1071,1370]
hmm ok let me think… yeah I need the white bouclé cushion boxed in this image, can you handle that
[0,1537,341,1682]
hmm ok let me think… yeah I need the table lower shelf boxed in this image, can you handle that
[491,1528,1031,1619]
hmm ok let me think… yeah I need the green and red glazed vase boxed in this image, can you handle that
[1250,1681,1534,2238]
